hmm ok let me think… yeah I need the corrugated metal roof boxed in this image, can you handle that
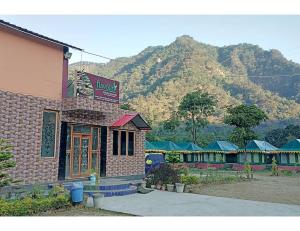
[279,139,300,151]
[111,113,151,130]
[205,141,239,152]
[245,140,277,151]
[0,19,82,50]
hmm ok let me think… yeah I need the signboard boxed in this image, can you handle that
[76,72,119,104]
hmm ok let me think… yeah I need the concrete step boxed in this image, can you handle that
[84,185,137,197]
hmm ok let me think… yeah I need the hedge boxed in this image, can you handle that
[0,194,71,216]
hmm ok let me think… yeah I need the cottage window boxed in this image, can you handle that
[128,132,135,156]
[112,130,135,156]
[113,130,119,155]
[41,111,58,157]
[120,131,127,155]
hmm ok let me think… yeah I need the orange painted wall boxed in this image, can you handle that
[0,27,64,100]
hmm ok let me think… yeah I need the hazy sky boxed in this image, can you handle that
[1,15,300,63]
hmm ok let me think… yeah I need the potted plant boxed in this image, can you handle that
[175,177,185,193]
[166,183,174,192]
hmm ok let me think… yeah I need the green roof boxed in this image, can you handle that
[145,140,157,150]
[149,141,185,151]
[245,140,277,151]
[205,141,239,152]
[177,142,203,151]
[279,139,300,151]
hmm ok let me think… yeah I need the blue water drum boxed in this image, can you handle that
[71,182,84,203]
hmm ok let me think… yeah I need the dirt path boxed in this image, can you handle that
[190,173,300,205]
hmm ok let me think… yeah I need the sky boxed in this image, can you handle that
[1,15,300,64]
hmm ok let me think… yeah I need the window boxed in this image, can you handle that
[41,111,57,157]
[128,132,134,156]
[113,130,119,155]
[120,131,127,155]
[92,127,99,150]
[112,130,135,156]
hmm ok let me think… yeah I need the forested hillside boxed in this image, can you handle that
[70,35,300,126]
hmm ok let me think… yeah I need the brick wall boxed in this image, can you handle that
[106,123,145,177]
[0,90,61,183]
[0,90,146,183]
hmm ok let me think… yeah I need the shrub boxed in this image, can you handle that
[244,163,253,179]
[280,169,293,176]
[181,175,200,185]
[179,167,189,176]
[166,154,181,165]
[145,164,180,186]
[271,157,279,176]
[0,139,17,187]
[0,193,70,216]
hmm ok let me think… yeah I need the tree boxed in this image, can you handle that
[162,114,180,132]
[224,104,268,147]
[120,103,134,111]
[0,139,16,187]
[265,124,300,147]
[178,91,217,143]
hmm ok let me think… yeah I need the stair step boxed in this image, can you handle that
[84,186,137,197]
[84,183,131,191]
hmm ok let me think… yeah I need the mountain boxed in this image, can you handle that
[70,35,300,125]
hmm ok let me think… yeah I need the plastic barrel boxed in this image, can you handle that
[71,182,84,203]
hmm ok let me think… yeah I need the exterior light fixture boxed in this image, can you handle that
[64,51,72,60]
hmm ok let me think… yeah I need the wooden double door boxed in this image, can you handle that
[71,134,92,177]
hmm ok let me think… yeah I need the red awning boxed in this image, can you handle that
[111,113,151,130]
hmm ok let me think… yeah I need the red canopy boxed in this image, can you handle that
[111,113,151,130]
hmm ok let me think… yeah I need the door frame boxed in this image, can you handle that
[70,133,92,178]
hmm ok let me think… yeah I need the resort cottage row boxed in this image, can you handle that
[145,140,300,171]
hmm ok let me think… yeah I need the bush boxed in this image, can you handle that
[0,186,71,216]
[280,169,293,176]
[145,164,180,187]
[181,175,200,185]
[0,194,70,216]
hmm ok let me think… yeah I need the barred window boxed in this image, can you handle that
[41,111,57,157]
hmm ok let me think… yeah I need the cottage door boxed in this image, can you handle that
[70,134,92,178]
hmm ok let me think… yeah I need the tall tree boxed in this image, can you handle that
[178,91,217,143]
[0,139,16,187]
[224,104,268,147]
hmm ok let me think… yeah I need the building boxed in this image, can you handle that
[0,20,150,184]
[144,139,300,171]
[278,139,300,165]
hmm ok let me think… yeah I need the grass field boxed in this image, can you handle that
[189,170,300,205]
